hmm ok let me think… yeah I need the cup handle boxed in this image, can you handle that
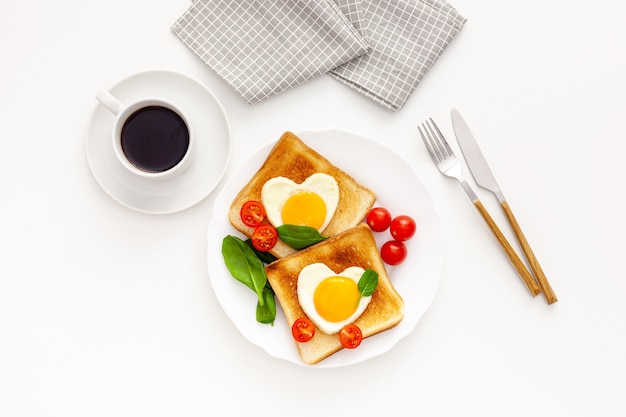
[96,90,123,115]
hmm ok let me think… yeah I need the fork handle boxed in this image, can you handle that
[500,201,557,304]
[473,200,541,296]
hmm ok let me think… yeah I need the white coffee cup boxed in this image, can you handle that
[96,90,194,181]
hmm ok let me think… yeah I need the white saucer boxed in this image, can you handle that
[86,70,231,214]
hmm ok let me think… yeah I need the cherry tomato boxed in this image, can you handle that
[251,225,278,252]
[292,317,315,343]
[381,240,407,266]
[390,215,416,241]
[240,200,266,228]
[366,207,392,232]
[339,324,363,349]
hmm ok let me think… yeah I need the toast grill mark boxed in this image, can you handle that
[290,154,317,182]
[325,245,368,271]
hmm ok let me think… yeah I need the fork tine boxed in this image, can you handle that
[418,124,440,163]
[423,118,451,160]
[419,118,449,163]
[423,122,444,162]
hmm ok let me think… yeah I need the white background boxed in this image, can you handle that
[1,0,625,416]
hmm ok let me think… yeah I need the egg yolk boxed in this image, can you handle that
[281,191,327,230]
[313,276,360,322]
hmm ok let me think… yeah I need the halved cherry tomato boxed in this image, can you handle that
[390,215,416,241]
[292,317,315,343]
[240,200,266,228]
[366,207,392,232]
[381,240,407,266]
[339,324,363,349]
[251,224,278,252]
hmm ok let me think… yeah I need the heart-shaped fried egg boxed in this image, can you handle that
[261,173,339,232]
[297,263,372,334]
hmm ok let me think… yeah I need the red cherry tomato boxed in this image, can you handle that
[292,317,315,343]
[251,225,278,252]
[366,207,392,232]
[339,324,363,349]
[240,200,266,228]
[381,240,407,266]
[390,215,416,241]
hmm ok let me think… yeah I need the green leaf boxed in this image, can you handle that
[358,269,379,298]
[256,284,276,325]
[221,235,267,306]
[276,224,329,250]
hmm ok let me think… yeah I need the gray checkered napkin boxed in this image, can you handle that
[331,0,466,111]
[172,0,369,105]
[172,0,465,111]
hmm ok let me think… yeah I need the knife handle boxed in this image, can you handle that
[473,200,541,296]
[500,201,557,304]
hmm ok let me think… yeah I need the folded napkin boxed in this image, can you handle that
[172,0,369,105]
[334,0,369,39]
[172,0,465,111]
[329,0,466,111]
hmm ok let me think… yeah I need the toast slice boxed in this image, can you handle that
[228,131,376,258]
[264,223,405,365]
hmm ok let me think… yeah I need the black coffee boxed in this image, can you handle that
[121,105,190,173]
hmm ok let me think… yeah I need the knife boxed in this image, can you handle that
[451,108,557,304]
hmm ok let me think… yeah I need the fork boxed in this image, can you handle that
[418,118,540,296]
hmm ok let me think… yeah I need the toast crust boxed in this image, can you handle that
[228,131,376,258]
[264,223,405,364]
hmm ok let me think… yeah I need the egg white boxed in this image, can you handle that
[297,263,371,335]
[261,173,339,232]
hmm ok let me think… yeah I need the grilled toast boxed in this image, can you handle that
[264,223,405,365]
[228,131,376,258]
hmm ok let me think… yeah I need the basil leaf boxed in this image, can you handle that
[221,235,267,306]
[358,269,379,298]
[256,284,276,325]
[276,224,329,250]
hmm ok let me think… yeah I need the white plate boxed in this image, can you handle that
[206,129,443,368]
[86,70,231,214]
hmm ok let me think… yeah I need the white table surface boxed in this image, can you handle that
[2,0,625,416]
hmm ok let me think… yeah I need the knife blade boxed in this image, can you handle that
[450,109,504,200]
[451,108,557,304]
